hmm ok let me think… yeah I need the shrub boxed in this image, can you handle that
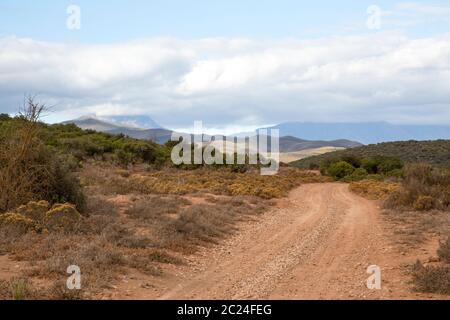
[0,98,86,213]
[383,188,413,209]
[349,180,400,200]
[413,195,436,211]
[343,167,368,182]
[46,160,86,213]
[327,161,355,180]
[341,155,362,168]
[385,163,450,211]
[386,168,403,178]
[438,238,450,263]
[412,261,450,294]
[16,200,49,223]
[0,213,36,235]
[44,203,82,233]
[361,157,379,174]
[377,157,403,174]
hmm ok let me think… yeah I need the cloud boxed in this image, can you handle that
[0,32,450,132]
[381,2,450,28]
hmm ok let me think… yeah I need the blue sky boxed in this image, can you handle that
[0,1,450,132]
[1,0,449,41]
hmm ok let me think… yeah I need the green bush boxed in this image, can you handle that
[366,174,383,181]
[361,157,379,174]
[343,167,368,182]
[386,168,403,178]
[327,161,355,180]
[377,157,403,174]
[341,155,362,168]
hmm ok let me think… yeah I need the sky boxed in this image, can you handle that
[0,0,450,133]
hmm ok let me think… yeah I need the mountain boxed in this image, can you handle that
[292,140,450,168]
[278,136,362,152]
[260,122,450,145]
[62,117,172,144]
[62,117,361,153]
[102,115,161,129]
[106,127,173,145]
[63,117,120,132]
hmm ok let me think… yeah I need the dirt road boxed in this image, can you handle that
[110,183,443,300]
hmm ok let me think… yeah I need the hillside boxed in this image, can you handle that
[63,117,173,144]
[261,122,450,145]
[278,136,361,152]
[292,140,450,168]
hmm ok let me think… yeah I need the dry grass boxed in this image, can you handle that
[383,209,449,246]
[349,180,400,200]
[0,172,275,298]
[0,159,328,299]
[81,162,330,199]
[124,194,269,254]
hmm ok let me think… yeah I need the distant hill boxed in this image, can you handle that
[292,140,450,168]
[62,117,361,149]
[261,122,450,145]
[62,117,172,144]
[278,136,361,152]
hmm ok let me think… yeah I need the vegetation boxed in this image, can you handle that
[412,237,450,295]
[0,98,327,299]
[293,140,450,169]
[0,101,85,212]
[312,153,404,182]
[383,163,450,211]
[82,162,329,200]
[349,180,400,200]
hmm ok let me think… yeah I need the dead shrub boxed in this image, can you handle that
[171,204,236,243]
[85,196,118,217]
[413,195,436,211]
[412,261,450,294]
[147,249,183,265]
[438,237,450,263]
[125,195,190,221]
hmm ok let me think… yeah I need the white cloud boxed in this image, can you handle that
[0,32,450,131]
[381,2,450,28]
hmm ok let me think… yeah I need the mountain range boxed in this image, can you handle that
[261,122,450,145]
[62,116,362,152]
